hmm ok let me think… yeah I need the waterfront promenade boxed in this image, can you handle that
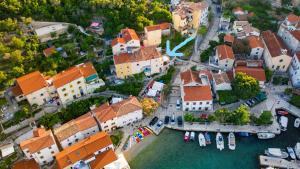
[259,156,300,168]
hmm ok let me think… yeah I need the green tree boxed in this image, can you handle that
[10,50,23,64]
[214,108,232,123]
[232,104,250,125]
[11,36,24,49]
[0,71,7,84]
[184,113,195,122]
[255,111,273,125]
[232,72,260,99]
[11,66,25,77]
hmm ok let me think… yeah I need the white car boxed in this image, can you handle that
[176,99,181,110]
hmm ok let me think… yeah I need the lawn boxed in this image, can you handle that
[217,90,239,105]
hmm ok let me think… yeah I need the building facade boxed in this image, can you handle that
[248,36,264,59]
[143,23,171,47]
[214,45,235,71]
[289,53,300,88]
[111,28,141,55]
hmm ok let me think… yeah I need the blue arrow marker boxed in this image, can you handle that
[166,35,196,57]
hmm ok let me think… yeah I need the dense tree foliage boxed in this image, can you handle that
[212,105,250,125]
[232,72,260,100]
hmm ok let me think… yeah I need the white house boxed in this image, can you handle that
[53,112,99,149]
[233,21,260,39]
[20,128,59,165]
[278,29,300,54]
[111,28,141,55]
[289,53,300,88]
[0,143,14,158]
[180,70,213,112]
[213,45,235,71]
[278,14,300,37]
[34,23,68,42]
[248,36,264,59]
[212,71,232,93]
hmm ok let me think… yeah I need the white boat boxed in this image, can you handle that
[190,132,195,141]
[184,131,190,142]
[228,132,236,150]
[264,148,289,159]
[216,132,224,151]
[198,133,206,147]
[295,143,300,159]
[287,147,296,160]
[279,116,288,131]
[257,132,276,139]
[294,118,300,128]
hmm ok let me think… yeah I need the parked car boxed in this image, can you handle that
[164,116,170,124]
[149,116,159,126]
[176,99,181,110]
[156,120,163,130]
[171,114,176,125]
[177,116,183,126]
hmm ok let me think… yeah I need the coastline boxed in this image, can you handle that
[123,134,158,162]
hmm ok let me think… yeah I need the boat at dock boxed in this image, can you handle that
[294,118,300,128]
[204,132,211,145]
[287,147,296,160]
[190,132,195,141]
[295,143,300,159]
[216,132,224,151]
[198,133,206,147]
[257,132,276,139]
[279,116,288,131]
[264,148,289,159]
[228,132,236,150]
[184,131,190,142]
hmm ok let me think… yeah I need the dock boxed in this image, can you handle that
[259,155,300,169]
[147,125,165,135]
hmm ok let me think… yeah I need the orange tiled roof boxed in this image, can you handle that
[212,72,230,85]
[43,46,56,57]
[183,86,212,101]
[248,36,264,48]
[11,85,22,96]
[180,70,202,85]
[89,149,118,169]
[12,159,40,169]
[113,46,162,64]
[235,66,266,82]
[216,45,234,60]
[262,30,290,58]
[53,112,97,142]
[93,103,117,122]
[77,62,97,78]
[291,30,300,41]
[224,34,234,43]
[287,14,300,23]
[159,22,171,30]
[51,67,82,88]
[20,128,56,154]
[111,96,142,117]
[15,71,48,95]
[111,37,126,46]
[55,132,113,169]
[145,23,171,32]
[121,28,140,42]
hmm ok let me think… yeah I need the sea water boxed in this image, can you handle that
[130,115,300,169]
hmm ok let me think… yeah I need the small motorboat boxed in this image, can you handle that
[276,110,288,116]
[204,132,211,145]
[265,148,289,159]
[257,132,276,139]
[198,133,206,147]
[216,132,224,151]
[228,132,236,150]
[237,132,250,137]
[287,147,296,160]
[184,131,190,142]
[294,118,300,128]
[295,143,300,159]
[279,116,288,131]
[190,132,195,141]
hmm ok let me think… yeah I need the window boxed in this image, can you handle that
[193,102,196,105]
[272,65,275,69]
[49,146,52,149]
[68,143,72,146]
[225,64,228,67]
[64,93,68,96]
[206,102,209,104]
[104,125,108,128]
[192,107,195,110]
[137,64,139,66]
[40,93,44,96]
[51,151,55,154]
[112,122,116,125]
[77,81,81,84]
[37,151,41,154]
[71,90,74,93]
[279,59,283,62]
[62,88,66,92]
[200,102,202,105]
[283,65,285,69]
[43,161,46,164]
[186,102,189,105]
[93,130,95,132]
[40,156,44,159]
[70,85,73,88]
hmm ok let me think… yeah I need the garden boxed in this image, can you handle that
[217,90,239,105]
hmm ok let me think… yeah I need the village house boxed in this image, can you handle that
[223,34,234,46]
[289,53,300,88]
[20,128,60,165]
[111,28,141,55]
[232,21,260,39]
[143,23,171,47]
[54,132,130,169]
[53,112,99,149]
[180,70,213,112]
[113,46,165,79]
[233,60,266,87]
[247,36,264,59]
[92,96,143,132]
[12,159,40,169]
[212,45,235,71]
[211,71,232,94]
[34,23,68,42]
[172,1,209,35]
[261,30,292,72]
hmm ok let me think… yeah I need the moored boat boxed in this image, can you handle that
[287,147,296,160]
[257,132,276,139]
[204,132,211,145]
[264,148,289,159]
[190,132,195,141]
[228,132,236,150]
[294,118,300,128]
[279,116,288,131]
[216,132,224,151]
[198,132,206,147]
[295,143,300,159]
[184,131,190,142]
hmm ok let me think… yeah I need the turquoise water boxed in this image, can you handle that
[130,115,300,169]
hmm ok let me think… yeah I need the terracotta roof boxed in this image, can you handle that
[224,34,234,43]
[51,67,82,88]
[89,149,118,169]
[93,103,117,122]
[121,28,140,42]
[180,70,202,85]
[77,62,97,78]
[248,36,264,49]
[212,72,231,85]
[199,70,213,81]
[20,128,56,154]
[174,1,208,19]
[53,112,97,142]
[111,96,142,117]
[113,46,162,64]
[55,132,113,169]
[111,38,126,46]
[287,14,300,23]
[235,66,266,82]
[159,22,171,30]
[291,30,300,41]
[296,53,300,61]
[12,159,40,169]
[233,7,244,13]
[235,60,263,68]
[11,85,22,96]
[262,30,290,57]
[145,23,171,32]
[183,86,212,101]
[33,128,47,137]
[216,45,234,60]
[43,46,56,57]
[15,71,48,95]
